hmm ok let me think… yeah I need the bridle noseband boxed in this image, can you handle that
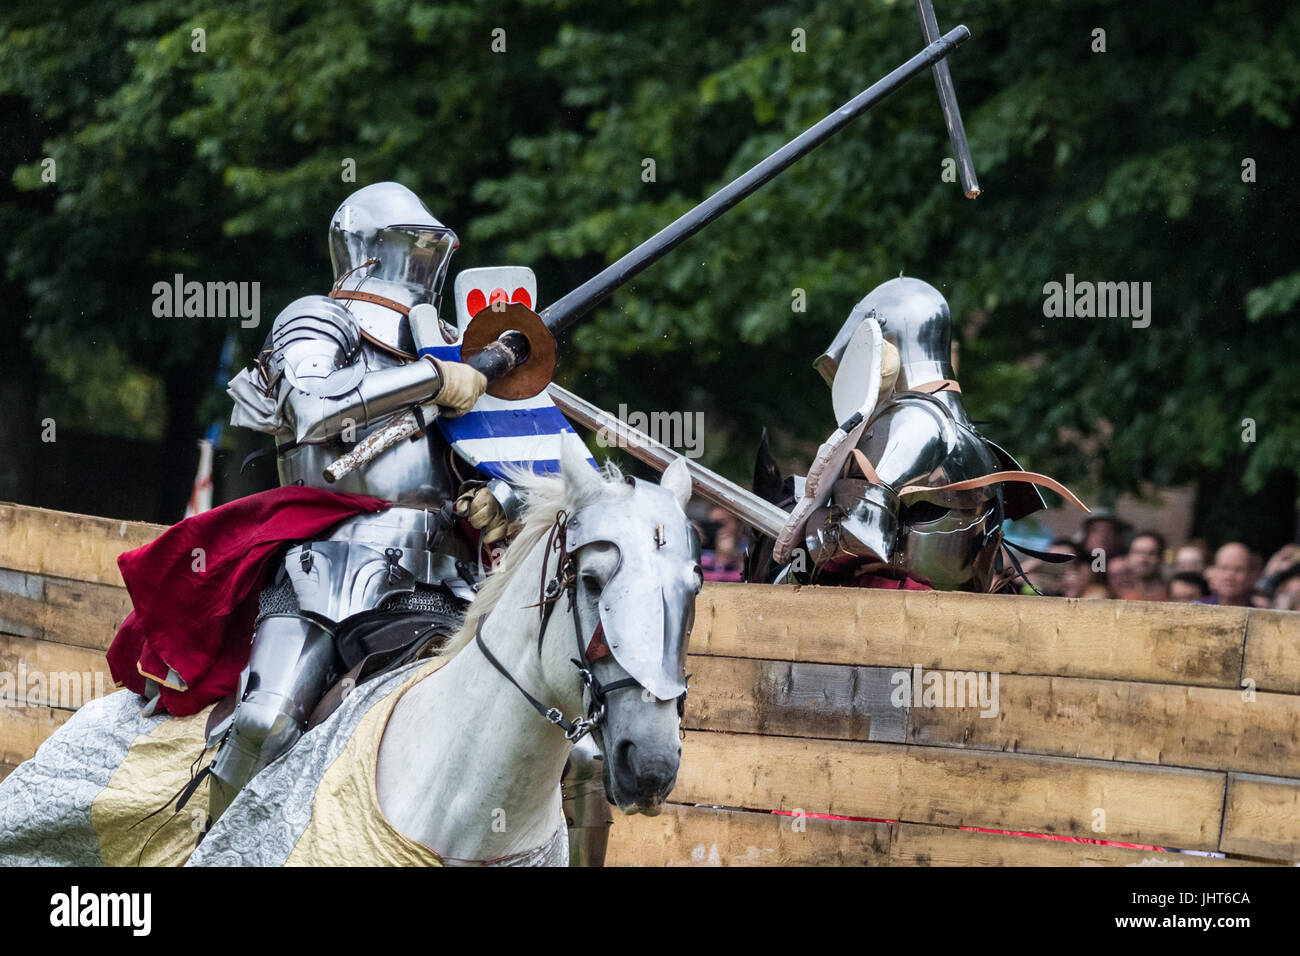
[474,510,643,742]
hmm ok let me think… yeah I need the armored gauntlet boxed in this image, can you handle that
[428,357,487,417]
[454,484,511,545]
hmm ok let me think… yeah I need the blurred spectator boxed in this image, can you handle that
[1072,560,1111,600]
[1200,542,1257,607]
[1175,541,1210,574]
[1057,526,1111,598]
[1203,563,1222,596]
[1080,510,1130,564]
[1256,544,1300,600]
[1168,571,1210,603]
[1106,553,1135,598]
[1116,531,1168,601]
[1273,567,1300,611]
[1060,549,1086,598]
[1247,549,1265,589]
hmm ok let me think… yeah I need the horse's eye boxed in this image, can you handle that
[581,572,603,594]
[692,564,703,591]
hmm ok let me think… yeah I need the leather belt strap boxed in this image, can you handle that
[328,289,411,316]
[898,470,1089,512]
[845,450,1087,512]
[848,449,884,486]
[908,378,962,394]
[475,617,589,738]
[478,509,640,743]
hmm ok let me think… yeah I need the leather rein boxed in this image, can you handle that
[474,509,641,742]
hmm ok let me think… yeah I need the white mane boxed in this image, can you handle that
[447,460,630,654]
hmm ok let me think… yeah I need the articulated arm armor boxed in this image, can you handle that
[228,295,461,502]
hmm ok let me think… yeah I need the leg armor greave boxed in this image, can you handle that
[562,735,614,867]
[209,614,336,820]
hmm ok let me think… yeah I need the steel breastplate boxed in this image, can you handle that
[277,413,457,507]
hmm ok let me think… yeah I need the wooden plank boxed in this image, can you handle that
[0,634,116,709]
[0,569,132,652]
[906,672,1300,779]
[0,503,163,586]
[1220,773,1300,862]
[685,657,1300,778]
[673,729,1226,850]
[1242,609,1300,695]
[685,655,907,743]
[0,569,42,638]
[606,805,1271,866]
[692,584,1251,688]
[0,705,73,765]
[607,804,892,866]
[0,761,18,783]
[889,822,1270,867]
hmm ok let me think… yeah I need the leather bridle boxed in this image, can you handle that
[474,509,645,742]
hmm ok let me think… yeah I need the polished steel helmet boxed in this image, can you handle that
[817,277,959,412]
[328,182,459,356]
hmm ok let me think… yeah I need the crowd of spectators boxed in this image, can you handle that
[1017,511,1300,610]
[693,497,1300,608]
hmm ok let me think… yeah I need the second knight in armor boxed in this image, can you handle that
[766,276,1084,593]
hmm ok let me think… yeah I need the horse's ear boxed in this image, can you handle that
[561,436,604,500]
[660,456,693,509]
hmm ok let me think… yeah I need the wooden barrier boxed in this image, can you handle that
[1,501,1298,864]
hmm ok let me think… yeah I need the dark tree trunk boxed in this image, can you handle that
[0,335,40,504]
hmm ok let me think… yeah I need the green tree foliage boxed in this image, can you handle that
[473,0,1300,501]
[2,0,1298,513]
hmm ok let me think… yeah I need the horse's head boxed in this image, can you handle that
[558,442,700,815]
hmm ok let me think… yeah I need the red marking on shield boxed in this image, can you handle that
[488,287,508,307]
[511,287,532,308]
[466,288,487,318]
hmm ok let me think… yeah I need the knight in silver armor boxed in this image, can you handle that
[794,277,1056,592]
[211,183,512,821]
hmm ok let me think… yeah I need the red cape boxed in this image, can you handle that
[107,486,390,716]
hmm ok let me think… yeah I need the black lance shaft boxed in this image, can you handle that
[916,1,979,198]
[464,26,971,384]
[535,25,970,339]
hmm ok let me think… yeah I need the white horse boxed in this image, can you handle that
[0,444,700,866]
